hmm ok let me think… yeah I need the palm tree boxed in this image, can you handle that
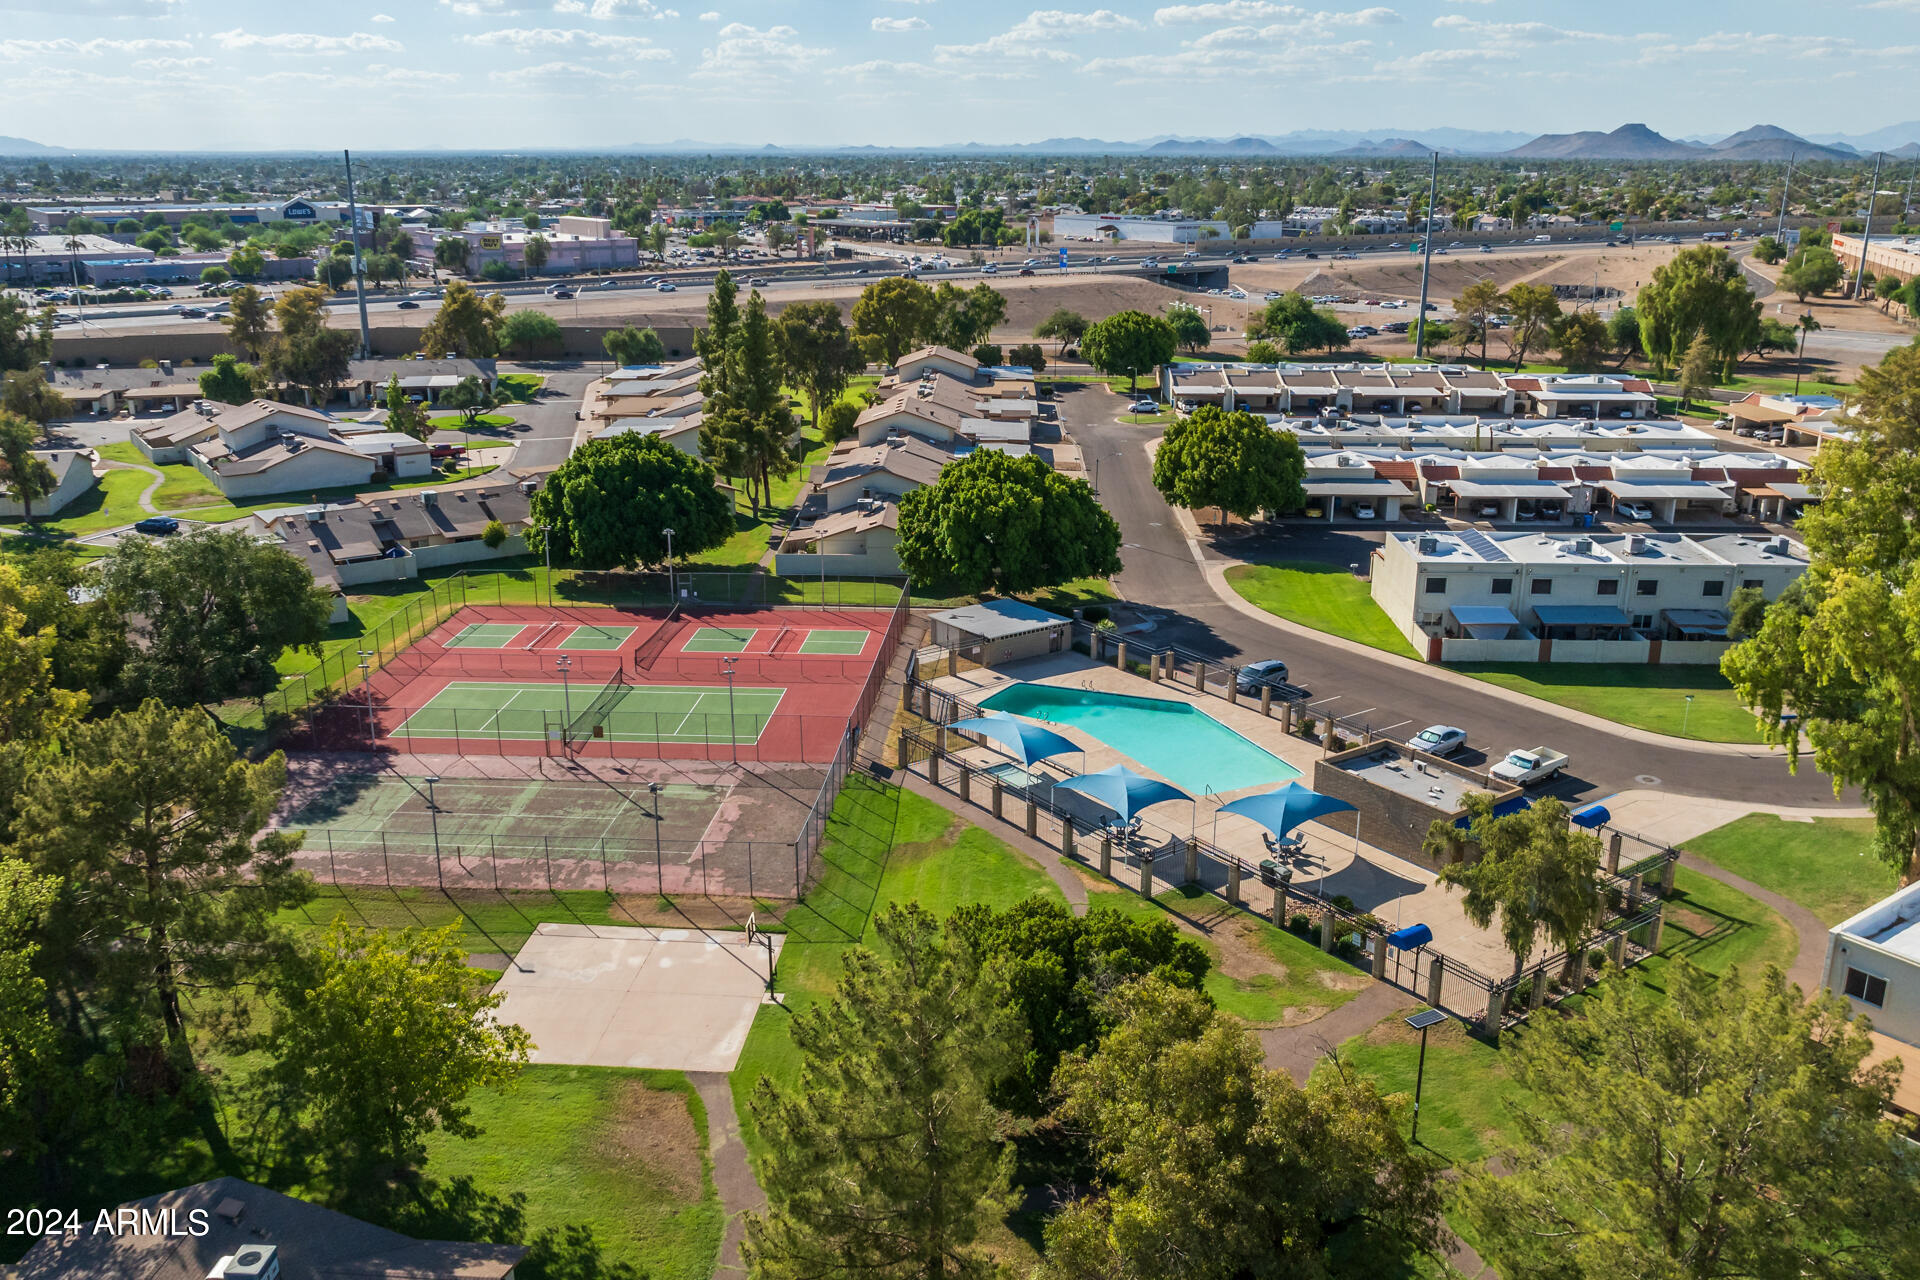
[1793,312,1822,394]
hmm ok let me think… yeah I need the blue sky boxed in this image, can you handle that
[3,0,1918,151]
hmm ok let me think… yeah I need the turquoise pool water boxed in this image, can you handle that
[978,683,1300,795]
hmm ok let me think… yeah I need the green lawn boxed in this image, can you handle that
[95,441,225,509]
[1682,813,1891,925]
[1087,886,1366,1025]
[168,464,499,525]
[0,465,151,541]
[431,413,517,432]
[730,776,1064,1165]
[495,373,545,402]
[1317,866,1796,1169]
[1449,663,1762,743]
[421,1066,723,1280]
[1225,561,1420,658]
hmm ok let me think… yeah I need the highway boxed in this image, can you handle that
[1061,381,1851,813]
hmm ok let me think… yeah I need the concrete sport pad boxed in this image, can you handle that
[492,922,783,1072]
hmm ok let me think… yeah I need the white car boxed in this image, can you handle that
[1409,725,1468,757]
[1264,290,1282,299]
[1617,501,1655,521]
[1128,400,1159,414]
[656,281,677,292]
[980,263,997,274]
[1350,501,1377,519]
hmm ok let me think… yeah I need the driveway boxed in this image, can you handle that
[1058,382,1848,811]
[496,360,601,470]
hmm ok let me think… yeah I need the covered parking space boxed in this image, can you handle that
[1530,603,1634,641]
[1298,476,1413,522]
[1443,477,1572,523]
[1597,479,1731,523]
[1725,402,1795,434]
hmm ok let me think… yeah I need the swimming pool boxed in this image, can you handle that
[978,683,1300,795]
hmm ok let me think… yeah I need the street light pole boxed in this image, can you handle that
[556,654,573,723]
[663,526,676,601]
[539,522,553,608]
[648,781,665,892]
[1414,150,1439,358]
[723,655,739,764]
[1405,1008,1447,1144]
[1852,151,1886,299]
[425,774,443,888]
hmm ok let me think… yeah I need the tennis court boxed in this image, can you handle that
[557,623,636,651]
[446,622,527,649]
[682,625,759,654]
[392,680,789,746]
[798,628,870,656]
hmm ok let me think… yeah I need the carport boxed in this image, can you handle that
[1446,604,1524,640]
[1444,478,1572,523]
[1530,603,1634,640]
[1597,479,1731,523]
[1298,477,1413,521]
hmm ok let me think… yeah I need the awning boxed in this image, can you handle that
[1598,480,1732,501]
[1571,803,1610,829]
[1449,603,1521,640]
[1387,923,1433,950]
[1445,479,1574,500]
[947,712,1080,768]
[1662,608,1728,639]
[1532,604,1632,628]
[1455,793,1533,828]
[1300,479,1415,498]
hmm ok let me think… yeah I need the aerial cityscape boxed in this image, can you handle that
[7,3,1920,1279]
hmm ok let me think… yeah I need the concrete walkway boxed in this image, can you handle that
[101,458,164,514]
[689,1071,762,1280]
[1258,981,1416,1084]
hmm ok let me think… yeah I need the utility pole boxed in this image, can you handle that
[1905,167,1916,225]
[1775,151,1795,245]
[1414,150,1439,358]
[343,149,373,360]
[1853,151,1885,299]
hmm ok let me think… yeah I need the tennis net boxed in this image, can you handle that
[566,667,631,749]
[630,602,683,672]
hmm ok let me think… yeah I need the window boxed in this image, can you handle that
[1491,578,1514,595]
[1597,579,1619,596]
[1702,580,1724,597]
[1743,578,1762,591]
[1530,578,1553,595]
[1425,577,1448,595]
[1632,613,1654,629]
[1635,579,1659,596]
[1845,967,1888,1008]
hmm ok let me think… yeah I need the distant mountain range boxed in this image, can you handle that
[6,122,1919,159]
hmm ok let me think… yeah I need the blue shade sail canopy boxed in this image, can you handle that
[1570,803,1611,829]
[947,711,1080,767]
[1055,764,1190,824]
[1387,924,1433,950]
[1216,782,1357,842]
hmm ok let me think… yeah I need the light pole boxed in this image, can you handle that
[1682,693,1695,736]
[539,522,553,608]
[1090,450,1119,494]
[1405,1008,1447,1144]
[556,654,573,724]
[425,774,443,888]
[663,526,676,601]
[1414,150,1439,357]
[358,650,375,751]
[648,781,665,892]
[722,655,739,764]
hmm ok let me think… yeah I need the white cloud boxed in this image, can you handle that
[698,8,718,18]
[210,29,404,54]
[872,15,928,31]
[439,0,519,14]
[489,57,670,82]
[553,0,677,17]
[935,8,1142,62]
[460,25,668,52]
[371,12,395,20]
[693,22,831,79]
[1431,15,1604,43]
[0,35,191,58]
[1086,37,1369,77]
[133,54,210,69]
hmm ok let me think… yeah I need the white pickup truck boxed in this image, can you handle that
[1490,746,1569,787]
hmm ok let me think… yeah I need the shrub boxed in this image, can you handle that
[1587,947,1609,971]
[1288,913,1313,937]
[1328,733,1349,752]
[972,343,1003,365]
[1082,604,1110,623]
[1511,976,1534,1007]
[1329,895,1357,914]
[1298,714,1317,737]
[481,519,508,549]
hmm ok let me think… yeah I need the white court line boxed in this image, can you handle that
[466,687,527,738]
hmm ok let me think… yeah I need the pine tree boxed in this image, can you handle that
[743,903,1024,1280]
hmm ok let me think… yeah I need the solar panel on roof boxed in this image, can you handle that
[1454,528,1509,561]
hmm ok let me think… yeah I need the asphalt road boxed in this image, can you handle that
[497,361,602,469]
[1059,382,1849,812]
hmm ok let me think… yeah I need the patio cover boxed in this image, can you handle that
[1532,604,1631,628]
[1216,782,1356,842]
[1056,765,1190,824]
[1662,609,1729,639]
[1445,479,1573,500]
[1448,604,1521,639]
[947,712,1080,768]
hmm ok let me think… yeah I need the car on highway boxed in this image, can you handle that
[1023,258,1041,268]
[396,299,420,309]
[1409,725,1468,757]
[1479,244,1494,253]
[656,281,677,292]
[748,278,769,286]
[980,264,997,274]
[1616,501,1655,521]
[1235,659,1290,694]
[551,289,575,300]
[1018,268,1035,276]
[1382,321,1410,333]
[589,278,620,289]
[132,516,180,536]
[411,289,441,298]
[177,307,206,318]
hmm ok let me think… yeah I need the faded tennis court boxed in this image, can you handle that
[392,680,789,746]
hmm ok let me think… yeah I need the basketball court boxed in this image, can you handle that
[491,921,783,1071]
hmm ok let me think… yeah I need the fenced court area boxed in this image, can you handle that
[393,682,790,747]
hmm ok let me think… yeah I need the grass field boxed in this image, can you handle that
[496,373,545,402]
[1683,813,1891,924]
[1449,663,1762,743]
[1225,561,1421,658]
[164,464,499,526]
[421,1066,723,1280]
[0,465,151,541]
[95,441,225,509]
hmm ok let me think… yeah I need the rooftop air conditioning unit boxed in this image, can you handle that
[421,490,438,506]
[519,479,537,496]
[1769,535,1790,554]
[1624,533,1645,555]
[281,433,300,452]
[1571,536,1592,554]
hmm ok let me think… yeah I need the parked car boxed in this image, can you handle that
[1491,746,1569,787]
[132,516,180,536]
[1476,501,1501,519]
[1351,501,1377,519]
[1617,501,1655,521]
[748,277,769,286]
[1235,659,1290,694]
[1128,400,1159,414]
[1409,725,1468,757]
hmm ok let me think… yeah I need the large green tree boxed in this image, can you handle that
[416,279,505,358]
[1723,342,1920,880]
[1034,307,1089,351]
[94,527,334,709]
[195,353,264,406]
[896,449,1122,595]
[1,369,64,438]
[929,281,1007,352]
[0,861,59,1148]
[497,308,562,359]
[1165,304,1211,353]
[1635,245,1760,376]
[1246,292,1349,358]
[12,700,309,1061]
[851,275,936,366]
[1779,243,1842,302]
[1080,309,1177,394]
[437,374,498,426]
[744,904,1024,1280]
[774,299,865,433]
[0,413,57,521]
[0,293,48,373]
[224,284,272,362]
[1458,963,1920,1280]
[1151,406,1306,529]
[694,268,742,407]
[1500,281,1563,369]
[262,285,355,404]
[1454,278,1503,365]
[527,431,733,570]
[383,375,432,442]
[261,921,530,1184]
[700,287,794,512]
[1426,793,1602,977]
[603,324,666,368]
[1042,979,1447,1280]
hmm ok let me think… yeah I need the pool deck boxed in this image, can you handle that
[928,653,1516,979]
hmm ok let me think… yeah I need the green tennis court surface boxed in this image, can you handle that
[799,628,870,655]
[393,680,788,744]
[557,624,637,651]
[682,625,758,653]
[445,623,526,650]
